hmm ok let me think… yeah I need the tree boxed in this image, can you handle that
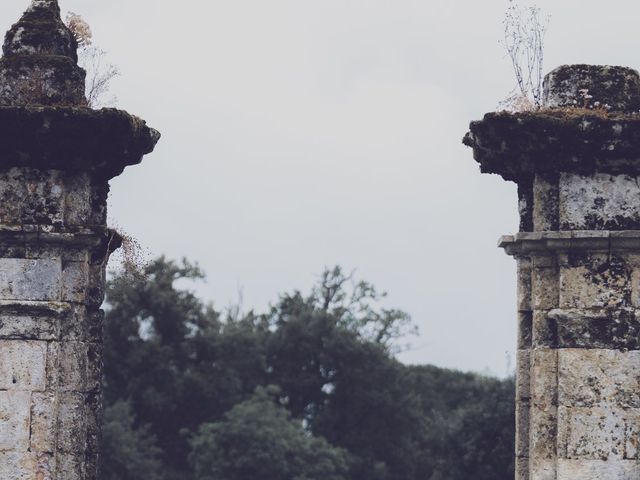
[102,258,516,480]
[265,266,415,418]
[264,268,424,480]
[189,386,350,480]
[408,366,515,480]
[103,258,269,479]
[100,401,165,480]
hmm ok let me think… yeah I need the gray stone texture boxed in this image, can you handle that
[466,65,640,478]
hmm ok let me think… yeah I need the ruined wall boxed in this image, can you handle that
[465,64,640,479]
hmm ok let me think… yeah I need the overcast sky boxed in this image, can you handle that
[3,0,638,375]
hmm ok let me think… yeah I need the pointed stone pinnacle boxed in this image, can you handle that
[0,0,86,106]
[4,0,77,61]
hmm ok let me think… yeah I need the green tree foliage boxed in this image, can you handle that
[101,258,515,480]
[104,258,269,478]
[189,386,350,480]
[100,400,165,480]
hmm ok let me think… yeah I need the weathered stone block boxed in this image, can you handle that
[63,173,92,226]
[559,172,640,230]
[517,349,531,400]
[532,311,557,348]
[532,267,559,310]
[0,311,57,340]
[59,305,95,341]
[516,401,530,458]
[0,340,46,390]
[56,393,86,454]
[517,258,533,312]
[55,451,84,480]
[45,342,59,391]
[30,393,56,453]
[35,453,55,480]
[624,416,640,459]
[84,390,101,478]
[47,342,88,392]
[631,267,640,307]
[533,174,559,231]
[532,254,557,269]
[558,406,631,460]
[90,182,109,226]
[0,391,31,451]
[0,258,61,301]
[0,452,37,480]
[25,242,89,263]
[518,312,533,349]
[558,349,640,408]
[0,167,65,226]
[516,457,529,480]
[86,263,106,308]
[560,253,631,309]
[61,261,88,303]
[549,308,640,350]
[530,458,556,480]
[86,342,102,392]
[531,349,558,407]
[530,404,557,460]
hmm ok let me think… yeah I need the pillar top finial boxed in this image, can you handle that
[0,0,85,106]
[543,64,640,113]
[4,0,76,60]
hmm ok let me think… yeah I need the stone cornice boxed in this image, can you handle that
[0,224,122,257]
[499,230,640,255]
[0,106,159,179]
[463,111,640,183]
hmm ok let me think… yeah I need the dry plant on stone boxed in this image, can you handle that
[499,1,549,111]
[65,12,120,108]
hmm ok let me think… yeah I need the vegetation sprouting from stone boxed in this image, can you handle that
[65,12,119,108]
[100,257,515,480]
[500,1,549,111]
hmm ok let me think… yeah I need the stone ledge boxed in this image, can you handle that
[0,106,159,180]
[0,226,121,258]
[464,111,640,183]
[500,230,640,255]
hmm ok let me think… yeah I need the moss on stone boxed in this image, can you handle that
[0,106,160,180]
[464,110,640,183]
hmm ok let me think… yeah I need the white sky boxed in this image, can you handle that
[3,0,638,375]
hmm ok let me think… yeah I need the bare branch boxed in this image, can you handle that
[499,2,550,111]
[64,12,120,108]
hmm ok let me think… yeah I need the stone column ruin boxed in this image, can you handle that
[465,64,640,479]
[0,1,158,478]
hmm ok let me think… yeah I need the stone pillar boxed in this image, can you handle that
[465,64,640,479]
[0,1,158,479]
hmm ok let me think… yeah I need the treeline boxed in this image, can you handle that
[99,258,515,480]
